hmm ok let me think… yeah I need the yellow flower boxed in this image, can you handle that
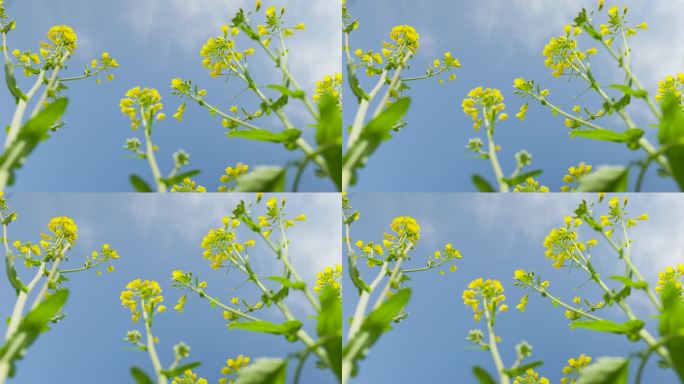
[543,35,583,78]
[656,73,684,108]
[561,354,592,383]
[120,87,163,131]
[220,354,250,384]
[461,87,506,130]
[561,162,592,192]
[314,265,342,295]
[120,279,164,322]
[462,278,507,321]
[47,216,78,244]
[514,369,549,384]
[385,25,420,54]
[386,216,421,245]
[313,73,342,107]
[170,178,207,193]
[46,25,78,52]
[656,264,684,296]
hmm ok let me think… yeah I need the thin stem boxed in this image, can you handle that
[529,284,603,321]
[483,113,508,192]
[188,285,260,322]
[372,245,411,310]
[346,71,387,148]
[5,72,44,149]
[141,114,166,193]
[483,302,509,384]
[141,301,167,384]
[29,54,69,119]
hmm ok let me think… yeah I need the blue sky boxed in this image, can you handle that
[0,193,340,383]
[0,0,340,192]
[344,193,683,382]
[344,0,684,192]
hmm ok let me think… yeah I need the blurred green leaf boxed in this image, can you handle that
[236,166,286,192]
[503,361,544,377]
[130,367,154,384]
[571,128,643,148]
[472,174,495,192]
[161,170,201,187]
[317,286,342,379]
[315,95,342,191]
[5,63,26,102]
[230,320,302,342]
[267,84,305,99]
[577,166,629,192]
[129,174,153,192]
[503,170,543,187]
[237,358,287,384]
[472,366,497,384]
[658,95,684,191]
[576,357,629,384]
[659,284,684,381]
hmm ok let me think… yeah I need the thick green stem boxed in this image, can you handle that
[484,302,509,384]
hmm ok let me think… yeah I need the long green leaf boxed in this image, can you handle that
[659,285,684,381]
[577,166,629,192]
[237,358,287,384]
[236,166,286,192]
[658,95,684,191]
[315,94,342,190]
[576,357,629,384]
[317,286,342,379]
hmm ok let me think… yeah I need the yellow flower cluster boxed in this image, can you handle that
[170,178,207,193]
[218,163,250,192]
[462,278,507,322]
[433,243,462,275]
[47,216,78,245]
[542,35,585,78]
[313,73,343,107]
[513,369,549,384]
[120,279,165,323]
[561,162,592,192]
[462,87,506,130]
[385,216,420,246]
[656,73,684,107]
[355,240,384,256]
[120,87,164,131]
[543,219,584,269]
[314,264,342,295]
[561,354,592,384]
[387,25,420,53]
[656,264,684,296]
[171,369,208,384]
[13,240,41,257]
[201,215,253,269]
[200,34,246,78]
[513,177,550,193]
[45,25,77,53]
[219,354,250,384]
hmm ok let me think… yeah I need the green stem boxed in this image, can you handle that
[483,301,509,384]
[141,301,167,384]
[141,114,166,193]
[483,113,508,192]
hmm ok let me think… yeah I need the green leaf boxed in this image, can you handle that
[472,174,495,192]
[610,84,648,98]
[229,128,301,150]
[0,98,68,186]
[129,174,153,192]
[130,367,155,384]
[267,84,305,99]
[353,289,411,352]
[343,98,411,176]
[5,63,26,102]
[347,64,369,102]
[236,166,286,192]
[658,284,684,381]
[472,366,497,384]
[576,357,629,384]
[230,320,302,341]
[503,361,544,377]
[161,170,201,187]
[571,319,644,337]
[609,275,648,289]
[237,358,287,384]
[658,95,684,191]
[5,251,27,294]
[570,128,643,148]
[317,286,342,379]
[347,250,371,294]
[267,276,306,290]
[0,290,69,377]
[160,361,201,378]
[503,169,543,187]
[577,166,629,192]
[315,94,342,191]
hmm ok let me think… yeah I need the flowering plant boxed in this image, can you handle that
[0,193,119,383]
[157,1,342,192]
[511,1,684,192]
[506,194,684,383]
[342,1,460,190]
[342,194,462,383]
[0,2,117,190]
